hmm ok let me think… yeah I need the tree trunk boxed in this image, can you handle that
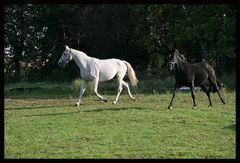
[200,44,209,61]
[13,5,24,82]
[12,52,21,81]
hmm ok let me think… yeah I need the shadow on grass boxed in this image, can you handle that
[23,110,81,117]
[223,124,236,131]
[82,106,149,112]
[5,104,74,111]
[21,107,148,117]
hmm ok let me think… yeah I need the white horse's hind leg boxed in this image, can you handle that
[76,80,88,107]
[93,78,107,102]
[113,79,123,104]
[122,81,135,101]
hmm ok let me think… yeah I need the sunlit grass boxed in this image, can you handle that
[4,90,235,158]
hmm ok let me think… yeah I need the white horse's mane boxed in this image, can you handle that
[71,48,89,58]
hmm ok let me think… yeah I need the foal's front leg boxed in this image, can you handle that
[168,84,180,109]
[190,86,197,109]
[76,80,88,107]
[190,78,197,109]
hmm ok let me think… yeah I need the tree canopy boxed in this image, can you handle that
[4,4,236,82]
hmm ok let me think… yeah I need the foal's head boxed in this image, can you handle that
[58,45,73,68]
[167,49,185,71]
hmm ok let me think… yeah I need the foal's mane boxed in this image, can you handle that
[179,54,186,61]
[175,49,186,61]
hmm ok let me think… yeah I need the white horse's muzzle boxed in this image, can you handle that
[58,60,66,68]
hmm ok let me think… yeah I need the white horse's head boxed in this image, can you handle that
[58,45,73,68]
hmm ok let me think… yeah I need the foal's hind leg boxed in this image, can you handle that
[217,90,226,104]
[122,80,135,101]
[93,78,107,102]
[190,79,197,109]
[209,76,226,104]
[200,84,212,107]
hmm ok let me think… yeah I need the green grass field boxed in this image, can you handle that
[4,83,236,158]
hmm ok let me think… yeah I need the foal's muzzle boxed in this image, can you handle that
[167,62,174,71]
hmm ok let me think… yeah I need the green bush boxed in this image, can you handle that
[72,78,94,97]
[219,72,235,91]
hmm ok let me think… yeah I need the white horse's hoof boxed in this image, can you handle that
[102,99,108,102]
[75,103,80,107]
[112,101,117,105]
[131,97,136,101]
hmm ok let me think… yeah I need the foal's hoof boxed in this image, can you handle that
[192,106,197,109]
[168,105,173,109]
[208,104,213,107]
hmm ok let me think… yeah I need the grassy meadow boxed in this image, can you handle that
[4,81,236,158]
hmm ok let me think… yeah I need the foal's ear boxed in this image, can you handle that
[168,44,173,51]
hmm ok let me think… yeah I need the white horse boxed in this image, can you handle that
[58,45,138,106]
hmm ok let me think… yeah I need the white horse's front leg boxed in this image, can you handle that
[76,80,88,107]
[93,78,107,102]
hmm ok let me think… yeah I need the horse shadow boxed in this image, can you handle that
[5,104,74,111]
[82,106,149,112]
[23,110,81,117]
[223,124,236,131]
[21,106,148,117]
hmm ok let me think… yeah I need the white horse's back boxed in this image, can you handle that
[96,58,127,82]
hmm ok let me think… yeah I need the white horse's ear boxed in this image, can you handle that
[65,45,69,50]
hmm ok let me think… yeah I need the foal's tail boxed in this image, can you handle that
[123,61,138,86]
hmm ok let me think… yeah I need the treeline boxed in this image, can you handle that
[4,4,236,82]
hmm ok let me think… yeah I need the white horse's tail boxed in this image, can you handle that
[123,61,138,86]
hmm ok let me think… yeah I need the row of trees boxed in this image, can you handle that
[4,4,236,82]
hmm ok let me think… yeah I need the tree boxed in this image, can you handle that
[4,4,236,82]
[163,4,236,71]
[4,4,49,81]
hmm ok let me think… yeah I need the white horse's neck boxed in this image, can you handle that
[70,48,90,69]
